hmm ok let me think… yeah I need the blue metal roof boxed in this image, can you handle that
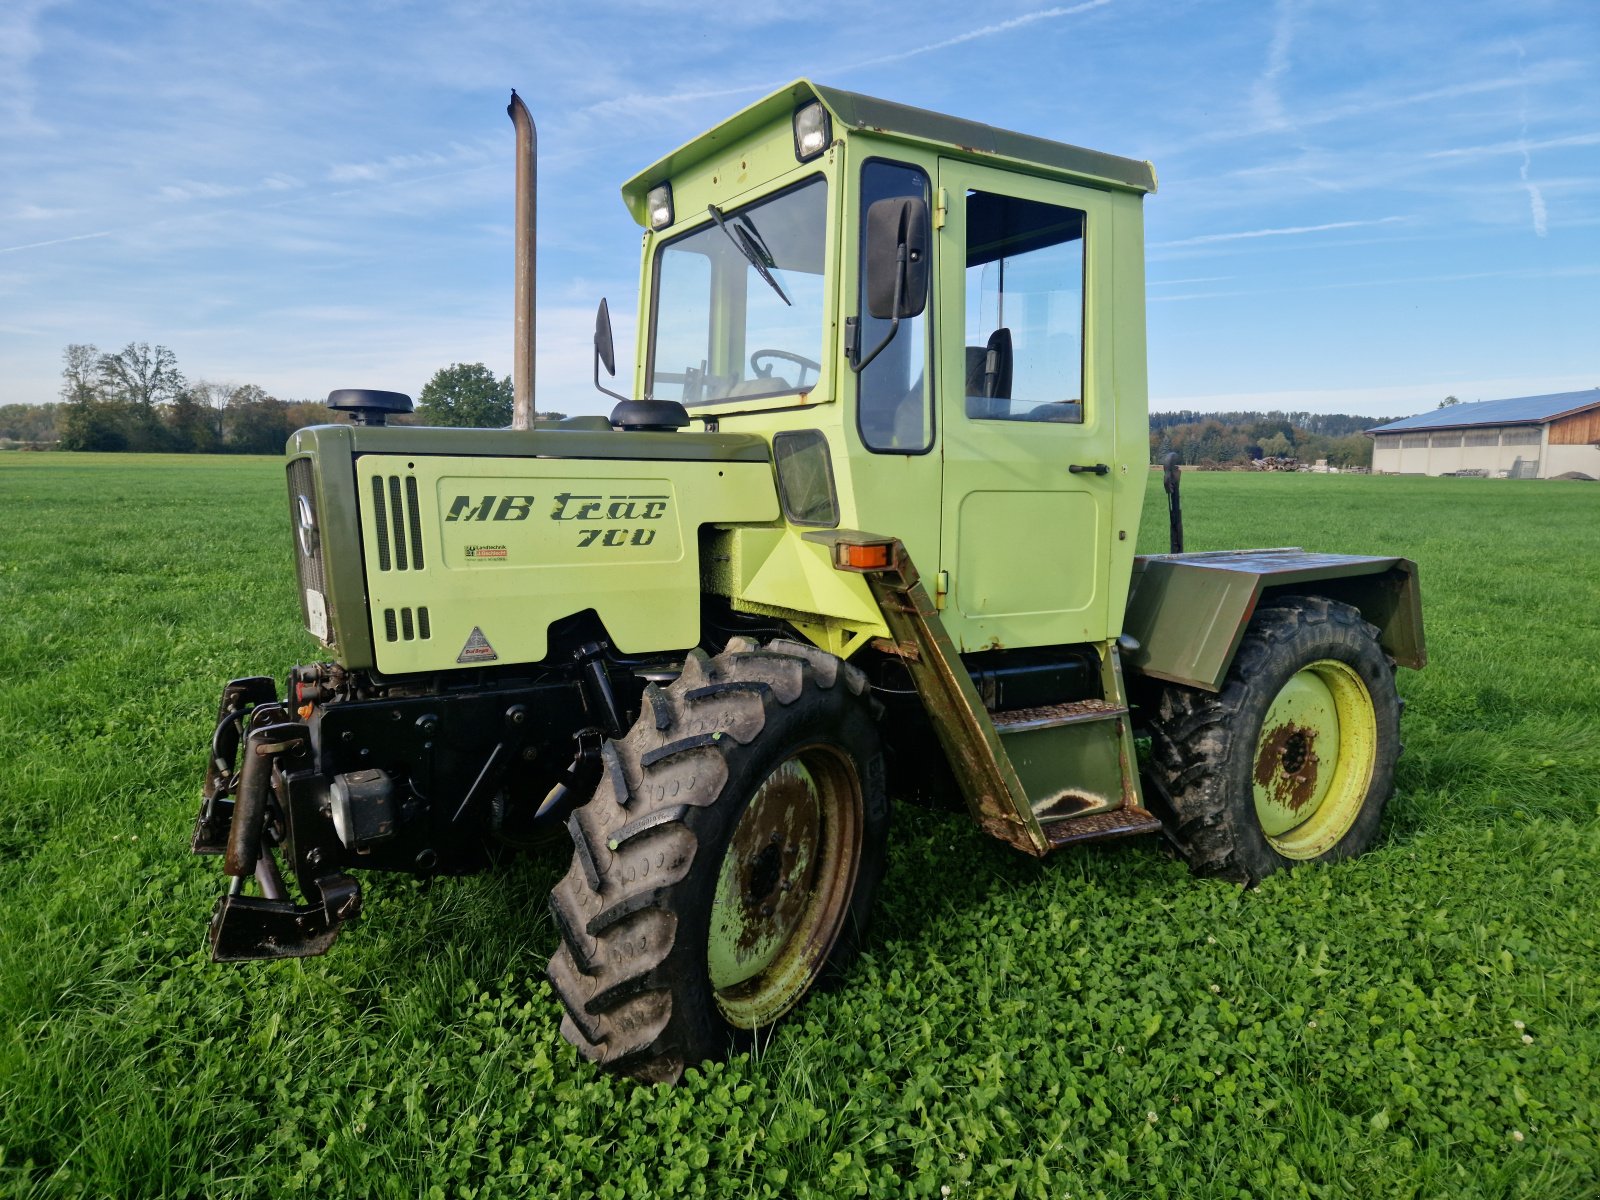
[1369,390,1600,433]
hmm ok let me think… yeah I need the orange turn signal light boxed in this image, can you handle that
[840,542,892,570]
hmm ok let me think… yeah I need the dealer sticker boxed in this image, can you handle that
[465,544,508,559]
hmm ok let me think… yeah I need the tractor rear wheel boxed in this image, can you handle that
[1146,596,1400,883]
[547,637,887,1082]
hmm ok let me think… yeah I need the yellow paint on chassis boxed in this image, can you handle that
[356,454,779,673]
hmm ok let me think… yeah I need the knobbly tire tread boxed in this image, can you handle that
[547,637,887,1083]
[1145,595,1401,884]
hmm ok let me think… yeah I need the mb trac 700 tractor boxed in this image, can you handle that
[193,83,1424,1083]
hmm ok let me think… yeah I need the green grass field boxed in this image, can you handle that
[1,453,1596,1199]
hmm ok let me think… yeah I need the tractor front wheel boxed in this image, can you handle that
[547,637,887,1082]
[1147,596,1400,883]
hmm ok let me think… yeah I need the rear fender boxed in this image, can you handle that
[1121,549,1424,693]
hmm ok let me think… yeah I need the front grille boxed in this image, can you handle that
[371,473,425,571]
[382,606,431,642]
[287,457,333,645]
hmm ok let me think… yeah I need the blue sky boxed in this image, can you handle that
[2,0,1595,418]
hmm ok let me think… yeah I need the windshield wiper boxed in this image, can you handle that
[707,203,791,307]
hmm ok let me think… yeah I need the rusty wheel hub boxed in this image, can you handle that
[1252,658,1378,859]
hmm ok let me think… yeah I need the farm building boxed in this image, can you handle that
[1368,390,1600,479]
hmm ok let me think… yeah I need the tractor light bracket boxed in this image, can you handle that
[803,529,903,575]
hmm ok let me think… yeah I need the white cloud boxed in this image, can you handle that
[1152,217,1407,249]
[1251,0,1300,132]
[836,0,1114,73]
[0,230,113,255]
[0,0,61,134]
[1427,130,1600,162]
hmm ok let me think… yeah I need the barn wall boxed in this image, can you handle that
[1372,401,1600,477]
[1371,425,1575,476]
[1549,406,1600,446]
[1543,441,1600,478]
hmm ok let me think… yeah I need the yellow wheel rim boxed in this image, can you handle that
[707,746,863,1029]
[1252,659,1377,860]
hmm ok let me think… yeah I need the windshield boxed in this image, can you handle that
[649,176,828,406]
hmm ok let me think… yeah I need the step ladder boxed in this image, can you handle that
[858,542,1162,857]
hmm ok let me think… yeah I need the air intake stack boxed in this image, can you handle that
[508,91,537,430]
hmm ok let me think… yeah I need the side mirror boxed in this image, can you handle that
[864,196,929,320]
[592,298,628,404]
[594,297,616,377]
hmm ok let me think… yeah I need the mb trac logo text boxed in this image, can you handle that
[445,492,670,549]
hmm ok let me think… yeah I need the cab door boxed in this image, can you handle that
[935,159,1119,652]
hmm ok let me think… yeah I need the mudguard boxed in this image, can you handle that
[1121,549,1424,692]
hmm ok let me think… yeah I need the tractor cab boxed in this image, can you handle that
[617,82,1154,656]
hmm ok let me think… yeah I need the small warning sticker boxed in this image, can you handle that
[457,626,499,663]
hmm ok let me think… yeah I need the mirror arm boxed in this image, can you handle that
[848,244,906,375]
[593,350,631,405]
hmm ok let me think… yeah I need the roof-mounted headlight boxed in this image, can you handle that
[793,102,831,162]
[646,182,674,230]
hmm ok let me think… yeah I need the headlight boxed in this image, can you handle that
[647,182,674,230]
[793,102,831,162]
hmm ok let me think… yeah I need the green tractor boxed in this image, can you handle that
[193,83,1424,1083]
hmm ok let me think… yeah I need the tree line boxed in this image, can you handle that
[9,345,1381,465]
[42,342,339,454]
[0,351,569,453]
[1149,410,1379,468]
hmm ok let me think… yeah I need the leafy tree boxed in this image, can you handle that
[168,390,220,453]
[59,344,103,405]
[58,397,132,451]
[1258,432,1294,458]
[223,385,294,454]
[1326,433,1374,468]
[97,342,186,408]
[188,380,237,441]
[57,343,133,451]
[0,403,62,445]
[285,399,338,429]
[417,363,513,428]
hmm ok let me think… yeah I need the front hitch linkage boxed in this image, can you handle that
[193,678,362,962]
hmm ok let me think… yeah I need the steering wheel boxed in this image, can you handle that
[750,348,822,388]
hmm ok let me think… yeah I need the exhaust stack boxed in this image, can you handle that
[507,91,536,429]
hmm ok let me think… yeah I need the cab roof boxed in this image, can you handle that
[620,80,1157,225]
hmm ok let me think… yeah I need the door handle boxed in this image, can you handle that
[1069,463,1110,476]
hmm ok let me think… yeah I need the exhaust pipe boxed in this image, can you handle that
[507,91,536,429]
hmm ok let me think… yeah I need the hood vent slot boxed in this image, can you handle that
[371,474,426,571]
[383,606,431,643]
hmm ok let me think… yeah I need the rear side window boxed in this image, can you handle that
[963,191,1086,424]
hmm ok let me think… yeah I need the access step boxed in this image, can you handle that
[992,698,1127,733]
[1041,804,1163,848]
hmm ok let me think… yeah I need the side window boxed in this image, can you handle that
[963,191,1085,424]
[857,161,931,452]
